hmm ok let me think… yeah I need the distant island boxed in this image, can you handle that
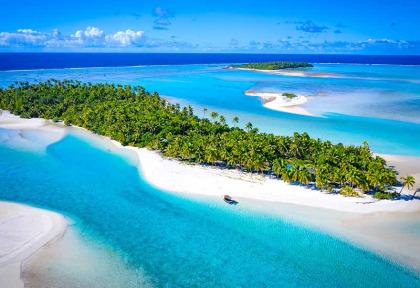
[229,61,314,70]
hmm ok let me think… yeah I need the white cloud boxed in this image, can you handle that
[230,38,417,53]
[17,29,42,34]
[0,29,48,47]
[71,26,105,46]
[105,29,145,46]
[0,27,146,48]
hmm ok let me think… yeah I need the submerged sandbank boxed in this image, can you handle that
[234,67,341,78]
[0,111,65,149]
[245,89,315,116]
[21,224,151,288]
[0,202,66,288]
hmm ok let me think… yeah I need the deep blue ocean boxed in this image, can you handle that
[1,53,419,71]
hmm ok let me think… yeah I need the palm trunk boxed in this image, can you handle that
[411,189,419,200]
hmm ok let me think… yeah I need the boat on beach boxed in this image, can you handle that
[223,195,237,204]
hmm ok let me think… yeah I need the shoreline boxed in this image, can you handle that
[1,111,419,213]
[127,145,420,214]
[245,89,315,116]
[0,202,66,288]
[233,67,341,78]
[1,112,420,273]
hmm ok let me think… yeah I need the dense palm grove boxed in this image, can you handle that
[229,61,314,70]
[0,80,399,197]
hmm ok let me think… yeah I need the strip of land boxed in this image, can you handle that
[124,145,419,213]
[0,202,66,288]
[245,89,315,116]
[1,112,418,214]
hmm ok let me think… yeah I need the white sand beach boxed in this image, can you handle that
[245,90,315,116]
[377,153,420,190]
[125,146,419,214]
[234,67,341,78]
[0,202,66,288]
[0,111,66,150]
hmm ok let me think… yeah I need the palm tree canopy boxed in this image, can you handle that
[0,79,399,195]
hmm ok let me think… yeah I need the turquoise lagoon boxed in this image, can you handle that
[1,127,420,287]
[1,63,420,155]
[1,63,420,286]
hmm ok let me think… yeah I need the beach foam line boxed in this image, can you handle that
[0,202,66,288]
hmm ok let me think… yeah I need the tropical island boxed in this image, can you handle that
[229,61,344,78]
[1,80,416,200]
[229,61,314,70]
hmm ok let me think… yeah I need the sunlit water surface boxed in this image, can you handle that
[0,127,419,287]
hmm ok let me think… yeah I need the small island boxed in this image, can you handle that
[229,61,343,78]
[229,61,314,70]
[245,90,312,116]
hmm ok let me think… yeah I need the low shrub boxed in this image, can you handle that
[282,92,297,99]
[339,186,361,197]
[372,191,399,199]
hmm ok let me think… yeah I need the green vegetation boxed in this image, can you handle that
[282,93,297,99]
[0,80,399,196]
[400,174,415,194]
[372,191,399,199]
[229,61,314,70]
[339,186,362,197]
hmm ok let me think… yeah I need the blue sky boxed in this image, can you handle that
[0,0,419,54]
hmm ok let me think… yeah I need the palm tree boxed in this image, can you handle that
[299,169,312,186]
[205,146,219,164]
[219,115,226,125]
[202,107,207,118]
[400,175,415,194]
[245,122,253,132]
[281,166,292,183]
[232,116,239,127]
[272,158,286,178]
[210,112,218,122]
[411,188,420,200]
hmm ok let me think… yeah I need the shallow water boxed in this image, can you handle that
[1,127,419,287]
[1,63,419,155]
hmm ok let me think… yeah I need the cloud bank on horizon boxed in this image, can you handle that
[0,0,419,54]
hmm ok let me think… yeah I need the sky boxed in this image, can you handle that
[0,0,419,54]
